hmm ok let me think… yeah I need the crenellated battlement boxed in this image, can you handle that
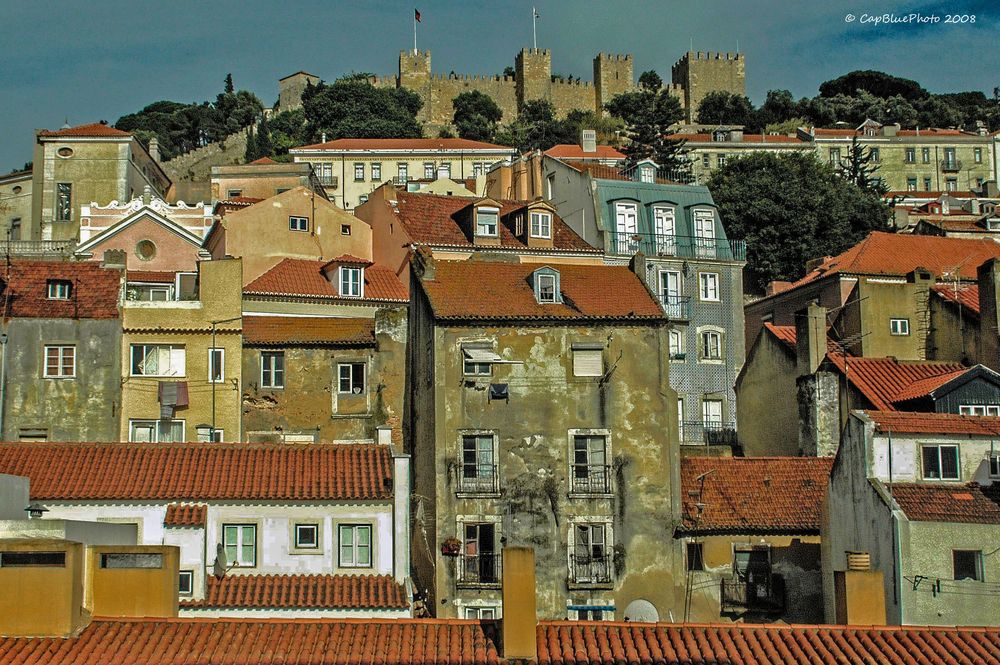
[596,52,632,62]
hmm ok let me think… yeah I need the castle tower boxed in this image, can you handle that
[515,48,552,109]
[277,71,320,112]
[593,53,634,114]
[671,51,745,122]
[400,50,433,123]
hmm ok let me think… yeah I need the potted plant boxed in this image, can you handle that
[441,537,461,556]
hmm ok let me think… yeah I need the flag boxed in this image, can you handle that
[415,8,421,22]
[533,7,540,18]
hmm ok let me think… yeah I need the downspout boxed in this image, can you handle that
[0,329,7,439]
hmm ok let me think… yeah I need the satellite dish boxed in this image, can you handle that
[623,599,659,623]
[212,543,228,579]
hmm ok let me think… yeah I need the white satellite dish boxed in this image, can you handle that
[623,599,659,623]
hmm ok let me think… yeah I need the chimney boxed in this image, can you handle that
[834,551,887,625]
[971,198,981,214]
[148,137,159,162]
[321,132,327,144]
[101,249,127,269]
[376,426,392,445]
[502,547,537,661]
[795,303,827,376]
[580,129,597,154]
[978,258,1000,365]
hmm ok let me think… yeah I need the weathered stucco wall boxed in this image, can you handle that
[736,333,799,456]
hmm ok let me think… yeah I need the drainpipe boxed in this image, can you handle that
[0,331,7,439]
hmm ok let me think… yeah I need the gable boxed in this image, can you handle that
[79,213,205,273]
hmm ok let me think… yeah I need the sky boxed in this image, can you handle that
[1,0,997,171]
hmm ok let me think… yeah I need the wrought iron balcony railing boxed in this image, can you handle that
[680,421,738,446]
[609,234,746,261]
[721,575,786,613]
[457,552,501,588]
[569,553,613,585]
[458,463,499,494]
[941,160,962,173]
[570,464,612,494]
[659,295,691,320]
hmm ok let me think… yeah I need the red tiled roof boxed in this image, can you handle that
[1,260,121,319]
[181,574,409,610]
[163,503,206,527]
[38,122,131,138]
[244,258,408,302]
[294,137,513,152]
[127,270,176,283]
[243,316,375,346]
[217,196,264,206]
[888,191,979,200]
[560,160,681,185]
[248,157,277,165]
[544,144,626,159]
[891,368,970,402]
[864,410,1000,436]
[389,190,597,252]
[679,457,833,534]
[0,442,393,501]
[932,283,980,315]
[762,322,797,348]
[327,254,373,266]
[665,133,806,144]
[888,482,1000,524]
[793,232,1000,287]
[421,260,664,321]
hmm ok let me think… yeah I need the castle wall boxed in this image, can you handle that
[671,52,745,122]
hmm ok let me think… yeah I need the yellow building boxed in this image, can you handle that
[120,258,243,442]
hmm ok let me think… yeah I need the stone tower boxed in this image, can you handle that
[593,53,633,114]
[400,50,433,122]
[671,51,745,122]
[278,71,320,111]
[515,48,552,109]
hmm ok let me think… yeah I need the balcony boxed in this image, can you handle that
[316,175,338,187]
[721,574,786,614]
[570,464,612,495]
[457,552,501,588]
[680,421,738,446]
[660,295,691,320]
[609,234,746,261]
[0,240,74,257]
[458,464,499,494]
[569,554,613,587]
[941,160,962,173]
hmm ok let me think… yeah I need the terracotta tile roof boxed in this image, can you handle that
[327,254,373,265]
[888,190,980,200]
[389,190,598,253]
[181,574,409,610]
[421,260,664,322]
[666,132,806,144]
[888,482,1000,524]
[293,137,513,152]
[762,322,797,348]
[248,157,277,165]
[0,260,121,319]
[679,457,833,534]
[864,410,1000,436]
[163,503,206,527]
[37,122,131,138]
[891,367,971,402]
[793,232,1000,287]
[127,270,176,283]
[217,196,264,206]
[932,283,980,315]
[242,316,375,347]
[2,619,999,665]
[244,258,408,302]
[0,442,393,501]
[544,144,626,159]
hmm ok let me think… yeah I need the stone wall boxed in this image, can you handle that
[671,52,746,122]
[161,127,251,186]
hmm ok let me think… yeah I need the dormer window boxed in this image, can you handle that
[47,280,71,300]
[639,165,655,183]
[533,267,561,304]
[530,211,551,239]
[476,207,499,236]
[712,130,727,142]
[339,266,363,298]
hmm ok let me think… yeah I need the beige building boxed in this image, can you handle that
[666,127,811,184]
[289,138,514,211]
[0,170,32,243]
[210,157,328,202]
[120,258,243,443]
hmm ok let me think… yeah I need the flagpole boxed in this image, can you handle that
[413,11,417,55]
[532,7,537,49]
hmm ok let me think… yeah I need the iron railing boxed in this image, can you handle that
[457,552,501,587]
[569,554,613,585]
[316,175,338,187]
[609,234,746,261]
[720,575,785,613]
[459,464,499,494]
[680,421,738,446]
[620,164,696,184]
[941,160,962,173]
[659,295,691,320]
[570,464,612,494]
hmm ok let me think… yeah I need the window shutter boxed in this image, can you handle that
[573,349,603,377]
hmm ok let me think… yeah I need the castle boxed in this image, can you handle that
[278,48,745,127]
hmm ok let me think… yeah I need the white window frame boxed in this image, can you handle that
[339,266,363,298]
[569,429,611,495]
[129,344,185,377]
[371,162,382,180]
[463,605,499,620]
[208,348,225,383]
[693,209,717,258]
[195,426,223,443]
[568,520,613,584]
[459,432,498,495]
[702,398,724,426]
[921,444,960,481]
[338,362,366,394]
[530,211,552,239]
[614,202,638,254]
[989,453,1000,479]
[476,207,499,237]
[338,523,373,568]
[129,419,184,443]
[652,205,676,255]
[669,330,684,359]
[43,345,76,378]
[47,280,71,300]
[423,162,435,179]
[572,346,603,377]
[536,273,558,303]
[222,524,256,567]
[699,329,723,362]
[353,163,365,181]
[953,550,984,582]
[294,523,320,550]
[178,570,194,596]
[890,318,910,336]
[289,216,309,232]
[397,162,408,181]
[438,162,452,179]
[261,351,285,389]
[699,272,720,302]
[959,405,1000,417]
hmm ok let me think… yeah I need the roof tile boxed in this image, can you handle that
[181,574,409,610]
[889,482,1000,524]
[932,283,980,316]
[544,144,626,159]
[163,503,206,527]
[242,316,375,346]
[864,410,1000,436]
[244,258,407,302]
[1,260,121,319]
[293,137,512,151]
[38,122,131,138]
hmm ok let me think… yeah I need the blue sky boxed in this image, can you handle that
[1,0,996,171]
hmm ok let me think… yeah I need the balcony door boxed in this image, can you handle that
[694,210,717,258]
[659,270,682,318]
[463,523,497,584]
[702,398,723,429]
[652,206,676,255]
[614,202,638,255]
[573,524,608,583]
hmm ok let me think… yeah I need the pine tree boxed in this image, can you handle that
[841,136,887,196]
[255,114,273,159]
[244,128,258,163]
[224,73,235,94]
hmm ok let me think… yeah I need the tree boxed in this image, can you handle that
[494,99,577,152]
[301,79,423,141]
[502,66,515,78]
[695,91,757,128]
[840,136,887,196]
[638,70,662,92]
[452,90,503,142]
[255,113,274,159]
[819,70,928,100]
[224,73,234,94]
[243,128,258,163]
[268,108,307,154]
[605,87,689,176]
[757,90,800,128]
[706,152,891,293]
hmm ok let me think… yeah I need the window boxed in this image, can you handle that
[959,405,1000,417]
[677,398,685,440]
[573,347,603,377]
[571,523,610,584]
[196,426,223,443]
[359,195,368,205]
[473,163,484,177]
[460,523,499,585]
[47,280,71,300]
[702,398,723,428]
[423,162,435,179]
[574,608,606,621]
[669,330,684,359]
[397,163,408,181]
[294,524,319,549]
[889,318,910,336]
[339,266,362,297]
[9,218,20,242]
[289,215,309,232]
[922,445,959,480]
[223,524,256,567]
[536,273,557,303]
[261,351,285,388]
[530,211,551,238]
[0,551,66,567]
[659,270,683,318]
[953,550,984,581]
[461,434,497,493]
[56,183,72,221]
[946,177,958,192]
[464,606,497,620]
[129,420,184,443]
[921,147,930,163]
[371,162,381,180]
[944,147,957,168]
[870,148,880,162]
[178,570,193,595]
[338,524,372,567]
[702,153,710,168]
[613,201,639,254]
[438,162,452,179]
[699,273,720,302]
[905,148,915,163]
[476,207,498,236]
[341,224,351,235]
[572,434,609,494]
[227,189,242,198]
[43,345,75,378]
[100,553,163,569]
[923,176,932,191]
[693,209,717,258]
[338,362,365,394]
[989,454,1000,479]
[130,344,185,377]
[700,330,722,361]
[353,163,365,181]
[829,148,841,165]
[208,348,224,383]
[975,148,983,164]
[907,177,917,191]
[639,163,655,182]
[687,542,704,571]
[652,206,676,254]
[716,154,727,167]
[545,173,555,199]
